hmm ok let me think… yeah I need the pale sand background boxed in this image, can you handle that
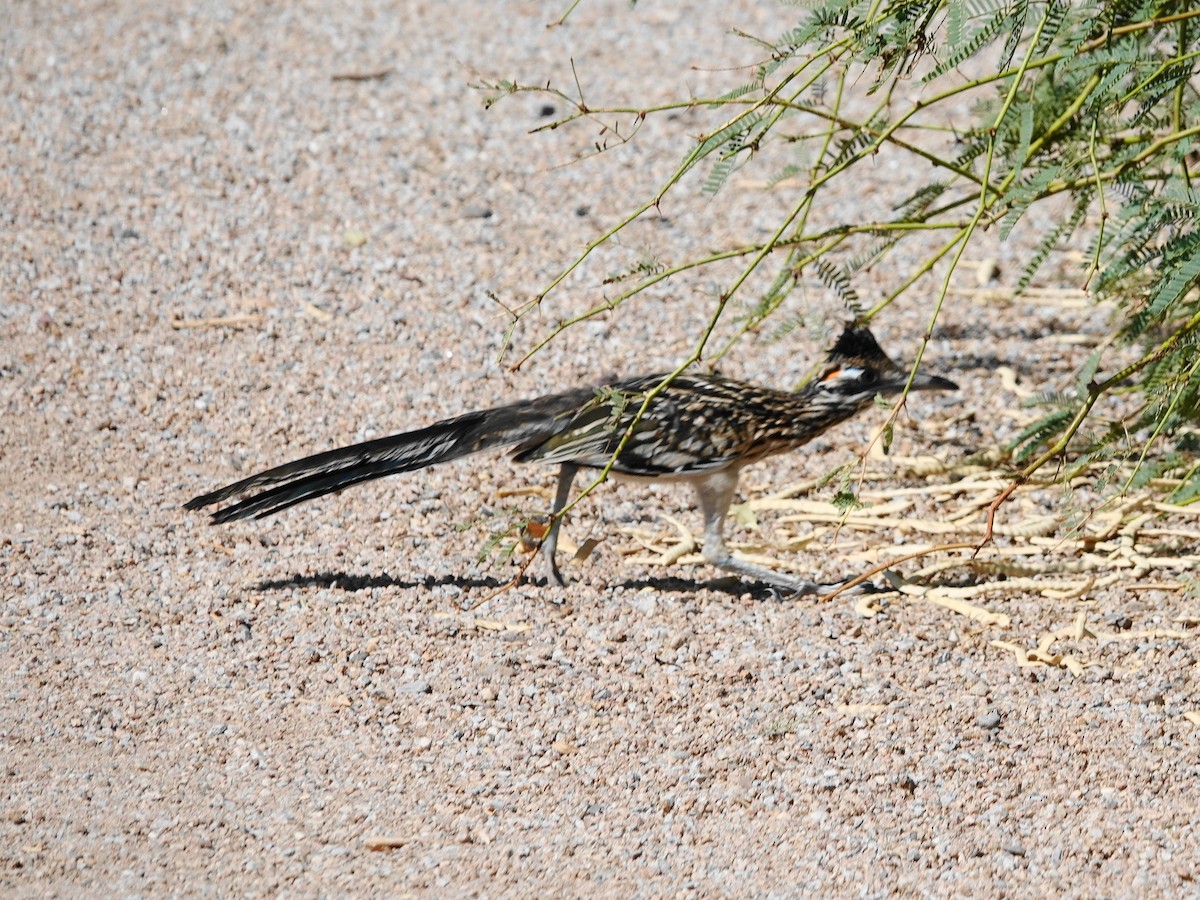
[3,1,1196,894]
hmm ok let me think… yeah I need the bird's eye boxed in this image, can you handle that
[858,369,877,385]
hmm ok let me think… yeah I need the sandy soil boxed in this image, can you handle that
[3,1,1197,895]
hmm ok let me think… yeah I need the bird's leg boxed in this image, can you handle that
[693,470,849,597]
[540,463,578,586]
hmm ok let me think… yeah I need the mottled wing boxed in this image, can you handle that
[514,373,778,476]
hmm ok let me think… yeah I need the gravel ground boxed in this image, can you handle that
[3,1,1198,895]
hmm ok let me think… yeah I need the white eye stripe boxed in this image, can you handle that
[823,366,868,384]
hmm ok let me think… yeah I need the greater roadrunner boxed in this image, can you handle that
[186,325,956,593]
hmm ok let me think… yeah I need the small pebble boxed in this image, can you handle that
[978,710,1002,730]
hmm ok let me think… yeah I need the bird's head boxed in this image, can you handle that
[808,325,958,412]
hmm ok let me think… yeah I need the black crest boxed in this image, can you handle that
[828,324,888,362]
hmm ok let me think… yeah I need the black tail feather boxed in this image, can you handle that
[205,457,428,522]
[185,412,487,515]
[185,387,597,523]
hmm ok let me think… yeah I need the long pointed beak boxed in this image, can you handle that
[909,372,958,392]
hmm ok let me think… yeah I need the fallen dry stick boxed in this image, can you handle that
[170,314,263,330]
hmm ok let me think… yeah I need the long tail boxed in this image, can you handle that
[184,387,595,523]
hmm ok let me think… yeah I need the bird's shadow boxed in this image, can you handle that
[254,571,509,593]
[619,575,788,600]
[253,570,782,599]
